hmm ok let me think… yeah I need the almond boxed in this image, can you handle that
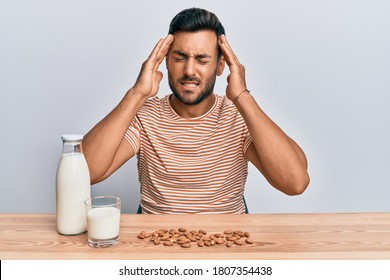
[163,241,174,246]
[246,238,253,244]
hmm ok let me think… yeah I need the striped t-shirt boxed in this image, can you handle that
[125,94,253,214]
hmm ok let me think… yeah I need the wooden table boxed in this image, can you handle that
[1,213,390,260]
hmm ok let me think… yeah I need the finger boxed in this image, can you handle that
[145,35,173,71]
[155,71,163,83]
[146,38,164,64]
[218,35,241,68]
[153,34,173,71]
[218,35,239,66]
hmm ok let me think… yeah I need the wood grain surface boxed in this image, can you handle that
[1,213,389,260]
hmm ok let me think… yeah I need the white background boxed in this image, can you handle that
[1,0,389,214]
[2,260,390,280]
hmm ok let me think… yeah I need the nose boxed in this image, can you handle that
[184,58,196,77]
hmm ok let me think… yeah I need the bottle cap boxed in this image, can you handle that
[61,134,84,142]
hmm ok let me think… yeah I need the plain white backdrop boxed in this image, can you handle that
[1,0,389,214]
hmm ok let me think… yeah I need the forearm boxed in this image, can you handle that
[83,35,172,183]
[218,35,309,193]
[83,88,148,181]
[235,92,309,193]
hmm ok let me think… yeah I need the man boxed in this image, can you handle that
[83,8,310,214]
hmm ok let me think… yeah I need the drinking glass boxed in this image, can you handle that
[84,196,121,248]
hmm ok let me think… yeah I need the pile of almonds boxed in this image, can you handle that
[137,228,253,248]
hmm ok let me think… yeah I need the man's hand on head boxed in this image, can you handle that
[133,34,174,98]
[218,35,248,102]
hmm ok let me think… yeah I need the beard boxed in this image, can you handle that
[168,69,217,106]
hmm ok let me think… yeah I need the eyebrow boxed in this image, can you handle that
[172,50,212,59]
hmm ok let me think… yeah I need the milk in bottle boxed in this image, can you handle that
[56,134,91,235]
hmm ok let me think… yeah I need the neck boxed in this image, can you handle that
[170,93,215,119]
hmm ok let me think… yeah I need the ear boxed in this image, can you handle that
[217,56,225,76]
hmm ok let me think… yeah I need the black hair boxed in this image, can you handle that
[168,7,225,36]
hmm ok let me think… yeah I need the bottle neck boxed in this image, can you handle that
[62,141,83,155]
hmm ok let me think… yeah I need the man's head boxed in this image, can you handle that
[168,8,225,58]
[166,8,226,106]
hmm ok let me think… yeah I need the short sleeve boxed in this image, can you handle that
[242,131,253,156]
[124,116,142,154]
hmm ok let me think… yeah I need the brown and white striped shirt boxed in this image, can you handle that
[125,94,252,214]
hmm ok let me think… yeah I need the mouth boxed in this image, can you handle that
[180,79,200,91]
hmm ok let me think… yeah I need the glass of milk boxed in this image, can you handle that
[84,196,121,248]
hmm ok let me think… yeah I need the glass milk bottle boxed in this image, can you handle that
[56,134,91,235]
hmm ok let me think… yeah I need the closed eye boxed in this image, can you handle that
[173,50,187,62]
[196,58,209,65]
[196,54,211,65]
[171,50,211,65]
